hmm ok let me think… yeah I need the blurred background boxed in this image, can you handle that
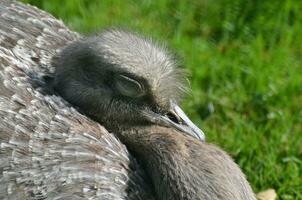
[21,0,302,199]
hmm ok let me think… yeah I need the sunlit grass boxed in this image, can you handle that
[21,0,302,198]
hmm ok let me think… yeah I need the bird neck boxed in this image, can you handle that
[115,126,256,200]
[117,126,194,199]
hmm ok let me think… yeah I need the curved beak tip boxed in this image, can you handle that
[160,102,206,142]
[172,103,205,142]
[143,102,206,142]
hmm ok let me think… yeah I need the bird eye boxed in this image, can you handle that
[115,74,145,98]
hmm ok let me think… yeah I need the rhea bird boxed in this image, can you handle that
[50,30,256,200]
[0,1,256,199]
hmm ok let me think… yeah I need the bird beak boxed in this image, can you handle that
[144,101,205,142]
[167,102,205,141]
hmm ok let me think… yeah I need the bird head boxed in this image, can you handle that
[52,29,205,141]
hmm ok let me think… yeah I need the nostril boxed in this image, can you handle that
[166,112,181,124]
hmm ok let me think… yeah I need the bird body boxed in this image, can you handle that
[0,1,154,199]
[120,126,255,200]
[0,1,256,200]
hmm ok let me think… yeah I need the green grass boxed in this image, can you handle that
[21,0,302,199]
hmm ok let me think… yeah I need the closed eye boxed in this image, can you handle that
[114,74,146,98]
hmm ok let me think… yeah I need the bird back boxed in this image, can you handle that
[0,1,154,199]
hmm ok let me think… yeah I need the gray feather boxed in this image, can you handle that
[0,1,154,199]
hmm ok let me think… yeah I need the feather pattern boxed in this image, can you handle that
[0,1,154,199]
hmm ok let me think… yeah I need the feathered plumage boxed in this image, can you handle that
[0,1,154,199]
[0,1,256,200]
